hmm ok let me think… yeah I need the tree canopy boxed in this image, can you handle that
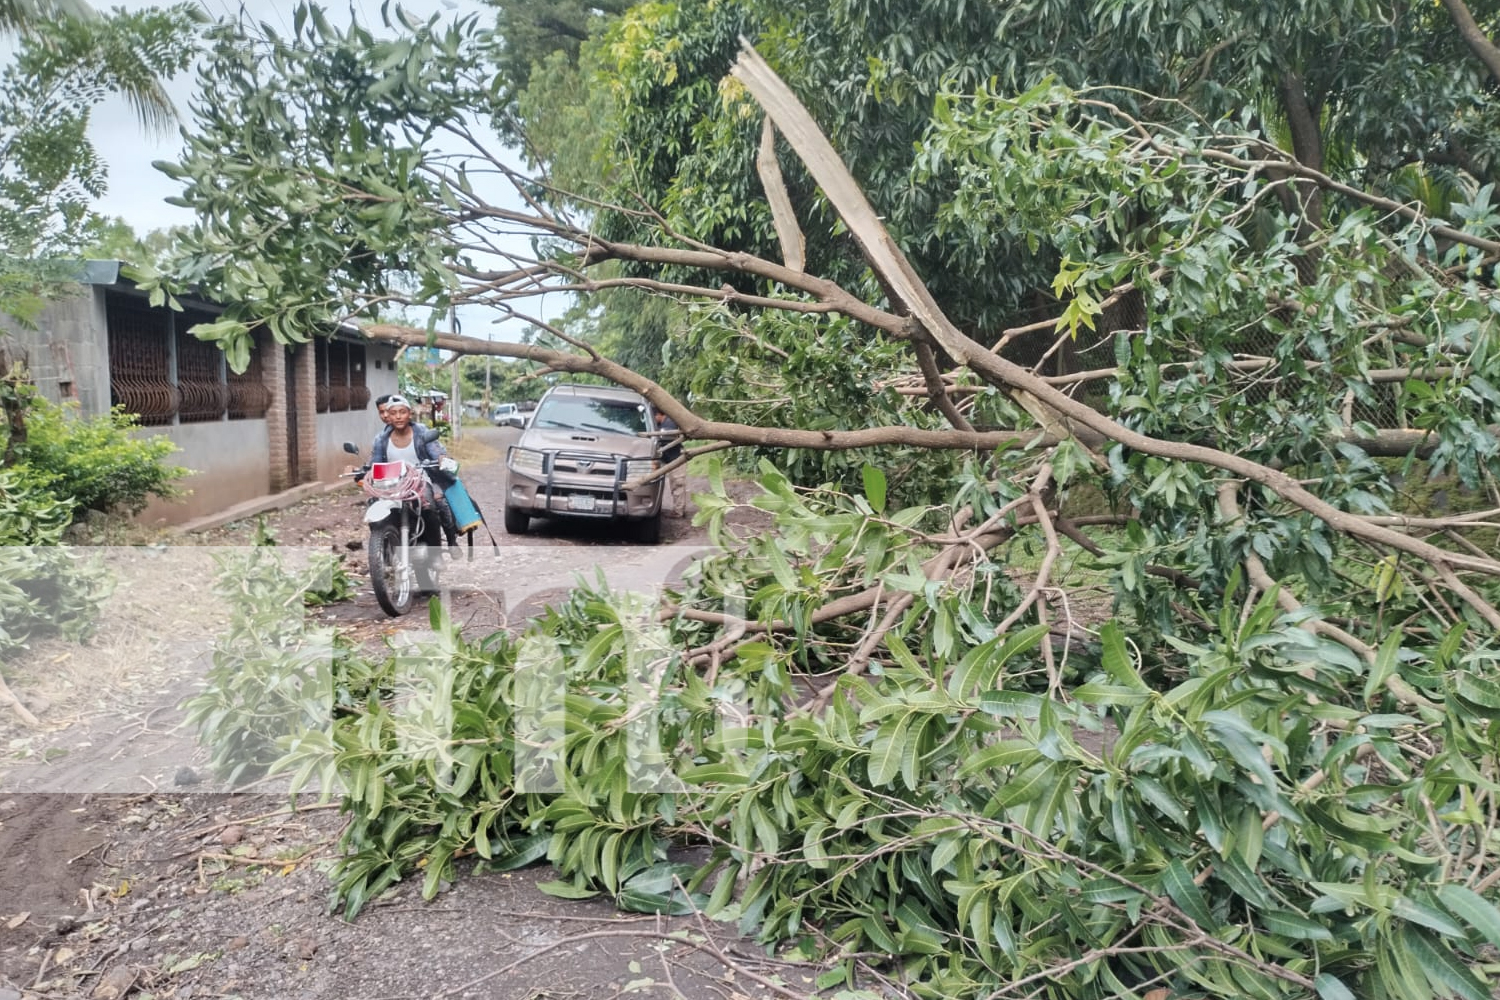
[0,1,199,322]
[154,1,1500,997]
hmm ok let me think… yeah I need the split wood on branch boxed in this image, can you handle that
[726,41,1500,629]
[355,53,1500,623]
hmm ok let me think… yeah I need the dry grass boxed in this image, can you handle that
[0,548,273,737]
[447,433,501,466]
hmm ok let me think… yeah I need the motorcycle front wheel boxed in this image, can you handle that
[368,522,413,617]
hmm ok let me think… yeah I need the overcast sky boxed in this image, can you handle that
[85,0,550,342]
[91,0,491,232]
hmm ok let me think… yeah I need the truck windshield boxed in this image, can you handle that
[533,397,648,435]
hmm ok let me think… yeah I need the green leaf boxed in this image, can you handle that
[618,863,703,915]
[1363,628,1402,702]
[1453,672,1500,717]
[481,832,550,873]
[955,740,1038,778]
[978,690,1044,719]
[993,760,1055,808]
[1391,894,1468,938]
[1099,622,1148,691]
[868,714,911,787]
[1258,908,1334,941]
[1132,776,1189,826]
[1436,884,1500,948]
[536,879,599,900]
[861,464,887,514]
[1314,973,1357,1000]
[1072,682,1151,707]
[1402,926,1492,1000]
[1161,859,1214,929]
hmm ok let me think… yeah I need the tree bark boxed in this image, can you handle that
[1441,0,1500,87]
[1276,70,1325,233]
[0,346,28,468]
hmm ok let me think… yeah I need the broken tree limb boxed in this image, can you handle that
[727,39,1500,629]
[757,115,805,272]
[0,672,40,726]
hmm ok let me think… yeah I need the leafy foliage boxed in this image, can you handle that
[181,547,370,785]
[6,394,186,518]
[0,3,199,320]
[193,466,1500,998]
[145,5,505,360]
[0,466,111,661]
[160,2,1500,994]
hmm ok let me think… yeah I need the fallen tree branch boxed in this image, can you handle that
[1216,482,1442,714]
[729,41,1500,628]
[0,671,39,726]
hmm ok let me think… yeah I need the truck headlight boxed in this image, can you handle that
[624,458,659,480]
[508,447,546,477]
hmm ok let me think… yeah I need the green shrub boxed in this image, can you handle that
[10,397,187,518]
[0,467,111,659]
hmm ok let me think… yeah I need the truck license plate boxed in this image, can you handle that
[568,494,597,512]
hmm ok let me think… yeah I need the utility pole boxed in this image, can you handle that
[449,305,462,443]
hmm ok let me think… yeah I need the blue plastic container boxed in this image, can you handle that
[444,476,484,533]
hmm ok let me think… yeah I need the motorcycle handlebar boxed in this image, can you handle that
[343,457,447,483]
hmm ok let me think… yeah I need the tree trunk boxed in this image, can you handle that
[0,346,28,468]
[1441,0,1500,87]
[1277,70,1326,237]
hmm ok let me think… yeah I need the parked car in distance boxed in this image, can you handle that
[491,402,533,428]
[502,384,664,543]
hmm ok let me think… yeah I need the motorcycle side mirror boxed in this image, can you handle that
[343,441,360,455]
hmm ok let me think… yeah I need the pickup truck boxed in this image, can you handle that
[501,384,665,543]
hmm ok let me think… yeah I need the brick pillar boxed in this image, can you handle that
[294,342,318,483]
[264,338,290,492]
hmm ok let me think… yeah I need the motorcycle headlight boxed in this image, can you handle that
[508,447,547,477]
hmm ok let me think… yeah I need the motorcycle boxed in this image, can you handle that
[342,432,451,617]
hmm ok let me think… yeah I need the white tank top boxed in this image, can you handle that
[385,436,419,468]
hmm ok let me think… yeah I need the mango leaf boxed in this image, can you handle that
[1436,883,1500,948]
[861,464,887,513]
[1099,621,1148,691]
[478,832,551,873]
[1453,672,1500,717]
[1161,858,1215,929]
[1314,973,1357,1000]
[1402,926,1492,1000]
[868,713,911,787]
[536,879,599,900]
[618,863,705,915]
[1257,908,1334,941]
[1392,894,1468,938]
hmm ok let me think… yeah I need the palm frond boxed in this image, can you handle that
[0,0,97,33]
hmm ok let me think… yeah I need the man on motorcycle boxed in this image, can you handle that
[371,395,460,548]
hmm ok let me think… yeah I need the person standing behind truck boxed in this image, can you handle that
[655,410,687,517]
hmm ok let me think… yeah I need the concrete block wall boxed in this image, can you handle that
[0,286,112,415]
[7,275,409,524]
[317,408,382,482]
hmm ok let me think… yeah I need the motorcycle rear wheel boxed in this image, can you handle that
[369,523,413,616]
